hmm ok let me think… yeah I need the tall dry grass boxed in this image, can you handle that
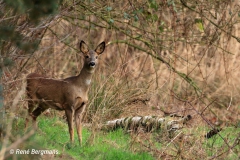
[1,0,240,159]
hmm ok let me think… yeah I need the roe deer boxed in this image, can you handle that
[26,40,105,145]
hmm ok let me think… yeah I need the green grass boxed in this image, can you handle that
[2,116,239,159]
[8,117,154,160]
[204,127,240,159]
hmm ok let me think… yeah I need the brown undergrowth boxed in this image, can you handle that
[1,0,240,159]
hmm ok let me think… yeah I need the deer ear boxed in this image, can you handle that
[95,41,105,55]
[79,40,89,55]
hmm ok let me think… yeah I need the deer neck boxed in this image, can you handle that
[75,66,94,92]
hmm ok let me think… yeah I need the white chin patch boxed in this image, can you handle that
[90,65,95,69]
[85,79,91,85]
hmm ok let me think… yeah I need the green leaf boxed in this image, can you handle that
[134,15,139,21]
[158,21,165,32]
[106,6,112,11]
[194,18,202,24]
[158,26,163,32]
[137,8,143,14]
[123,12,130,19]
[149,0,158,11]
[195,18,204,32]
[152,14,158,22]
[109,19,114,24]
[167,0,177,12]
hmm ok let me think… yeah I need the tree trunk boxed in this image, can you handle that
[102,114,192,135]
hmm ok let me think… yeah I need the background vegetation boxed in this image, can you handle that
[0,0,240,159]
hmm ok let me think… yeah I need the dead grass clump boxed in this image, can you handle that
[85,67,151,123]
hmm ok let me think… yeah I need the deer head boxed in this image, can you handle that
[80,41,105,73]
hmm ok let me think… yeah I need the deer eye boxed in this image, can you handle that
[96,56,98,59]
[85,55,89,58]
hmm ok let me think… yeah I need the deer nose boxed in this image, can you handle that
[89,62,95,67]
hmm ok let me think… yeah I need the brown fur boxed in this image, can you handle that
[26,40,105,145]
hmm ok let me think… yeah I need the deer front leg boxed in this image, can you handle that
[65,108,74,143]
[74,98,86,146]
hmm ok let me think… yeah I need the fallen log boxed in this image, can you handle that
[103,114,192,135]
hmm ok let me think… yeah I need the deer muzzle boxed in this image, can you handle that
[89,61,95,67]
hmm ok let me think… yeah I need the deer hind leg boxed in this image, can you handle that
[31,103,47,128]
[75,99,86,146]
[25,100,36,128]
[65,108,74,143]
[32,103,47,120]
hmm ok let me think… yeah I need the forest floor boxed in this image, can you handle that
[2,104,240,160]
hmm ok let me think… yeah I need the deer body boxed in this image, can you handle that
[26,41,105,145]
